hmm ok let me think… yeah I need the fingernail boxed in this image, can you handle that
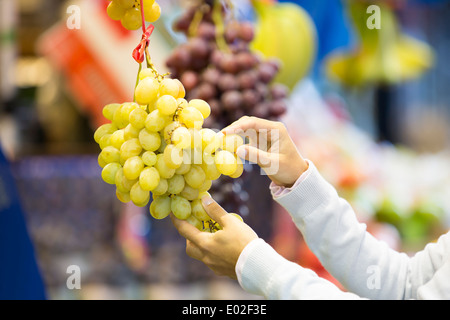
[201,196,214,206]
[236,146,247,159]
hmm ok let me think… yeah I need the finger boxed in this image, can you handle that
[186,239,203,261]
[170,213,205,245]
[201,196,229,228]
[222,116,281,135]
[237,145,273,168]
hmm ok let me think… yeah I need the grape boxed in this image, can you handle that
[152,178,168,195]
[100,146,120,164]
[179,107,204,129]
[107,2,126,21]
[121,7,142,31]
[189,99,211,119]
[186,215,204,231]
[184,165,206,189]
[144,2,161,23]
[163,144,183,169]
[118,0,135,9]
[150,196,171,220]
[198,179,212,193]
[110,129,125,149]
[215,150,237,176]
[229,156,244,178]
[142,151,157,166]
[116,189,131,203]
[146,109,168,132]
[135,77,160,106]
[180,184,200,201]
[220,134,244,153]
[139,167,160,191]
[139,68,155,80]
[123,156,144,180]
[139,128,161,151]
[171,126,191,149]
[130,182,150,205]
[102,163,122,185]
[167,174,185,195]
[157,95,178,116]
[120,138,142,160]
[155,154,175,179]
[191,199,209,221]
[201,154,221,180]
[171,195,191,220]
[124,123,140,140]
[94,123,117,144]
[103,103,121,121]
[159,78,180,98]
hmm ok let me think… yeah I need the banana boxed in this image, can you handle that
[325,1,434,87]
[250,0,317,91]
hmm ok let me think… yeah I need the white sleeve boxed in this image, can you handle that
[236,238,364,300]
[273,161,450,299]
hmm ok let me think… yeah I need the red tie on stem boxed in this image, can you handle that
[132,0,154,64]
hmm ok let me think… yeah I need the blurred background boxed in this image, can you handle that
[0,0,449,299]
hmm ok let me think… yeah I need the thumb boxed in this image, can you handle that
[201,196,228,227]
[237,145,273,168]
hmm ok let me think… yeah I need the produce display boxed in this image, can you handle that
[96,0,250,232]
[167,0,289,130]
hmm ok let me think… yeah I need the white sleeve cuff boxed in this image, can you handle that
[235,238,265,287]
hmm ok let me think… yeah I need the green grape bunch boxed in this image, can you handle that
[94,70,245,232]
[107,0,161,30]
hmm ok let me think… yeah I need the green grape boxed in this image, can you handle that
[163,144,183,169]
[94,123,117,144]
[100,146,120,164]
[123,156,144,181]
[175,152,191,175]
[171,126,191,149]
[189,128,202,148]
[179,107,204,129]
[158,78,180,98]
[186,147,203,166]
[98,154,107,169]
[186,215,203,231]
[113,102,137,129]
[139,167,160,191]
[150,195,171,220]
[184,165,206,189]
[157,136,167,153]
[139,128,161,151]
[177,98,188,110]
[121,7,142,30]
[129,107,148,130]
[171,195,191,220]
[167,174,185,195]
[145,110,167,132]
[201,153,221,180]
[180,184,199,201]
[124,123,140,140]
[215,150,238,176]
[230,156,244,178]
[117,0,135,9]
[130,182,150,205]
[152,178,168,195]
[103,103,121,121]
[198,179,212,193]
[142,151,157,166]
[107,2,126,21]
[221,134,244,153]
[155,154,176,179]
[99,134,112,150]
[116,189,131,203]
[144,2,161,23]
[110,129,125,149]
[163,121,182,145]
[115,167,129,193]
[135,77,159,105]
[138,68,154,80]
[102,163,122,185]
[191,199,210,221]
[120,138,142,160]
[189,99,211,119]
[174,79,186,99]
[157,95,178,116]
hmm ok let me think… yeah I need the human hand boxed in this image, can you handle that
[171,196,259,280]
[222,116,308,188]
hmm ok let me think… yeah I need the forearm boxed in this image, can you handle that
[237,239,363,300]
[273,161,411,299]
